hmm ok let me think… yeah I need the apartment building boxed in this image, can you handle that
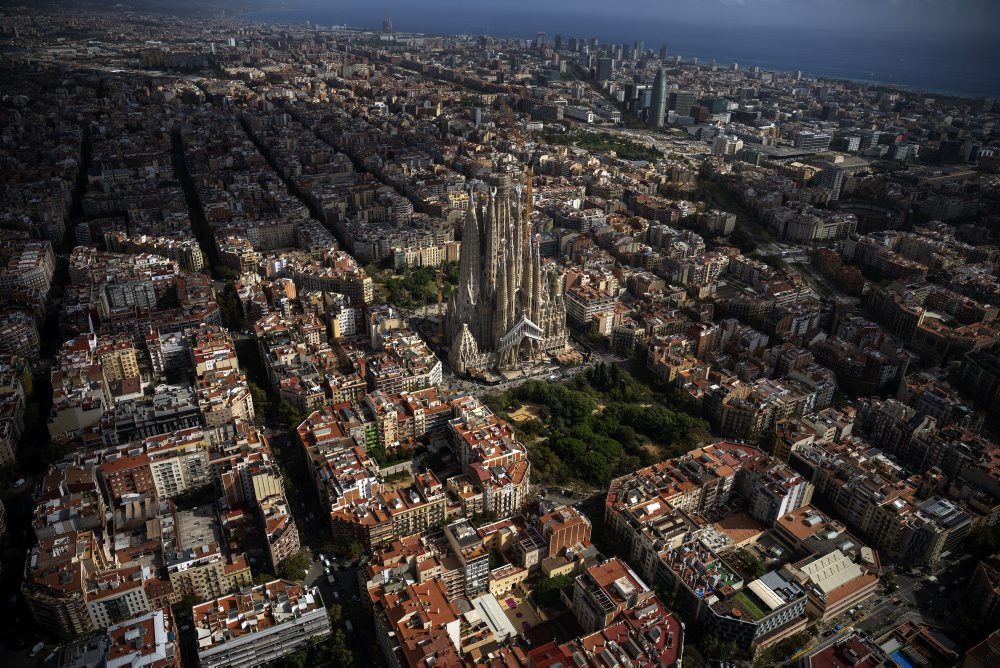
[84,564,152,629]
[571,557,654,633]
[448,395,531,519]
[145,428,212,499]
[0,309,41,361]
[194,581,331,668]
[372,579,462,668]
[162,505,251,600]
[105,606,181,668]
[660,538,808,651]
[537,504,593,559]
[329,471,446,550]
[23,531,107,636]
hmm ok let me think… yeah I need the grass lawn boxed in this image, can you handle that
[734,590,768,621]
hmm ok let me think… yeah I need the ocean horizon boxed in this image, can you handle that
[241,5,1000,100]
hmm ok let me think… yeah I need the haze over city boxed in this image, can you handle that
[0,1,998,667]
[239,0,1000,97]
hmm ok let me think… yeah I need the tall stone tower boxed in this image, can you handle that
[447,179,568,375]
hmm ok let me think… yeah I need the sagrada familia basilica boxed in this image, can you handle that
[447,178,569,374]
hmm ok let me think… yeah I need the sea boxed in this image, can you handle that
[241,3,1000,100]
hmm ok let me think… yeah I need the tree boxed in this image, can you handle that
[281,549,312,581]
[533,574,573,608]
[967,525,1000,560]
[212,265,239,281]
[694,629,751,663]
[249,381,271,420]
[273,650,308,668]
[347,541,365,559]
[682,644,706,668]
[329,629,355,666]
[328,604,344,627]
[655,586,679,611]
[755,631,812,665]
[278,400,306,431]
[253,571,277,585]
[217,281,244,330]
[738,548,767,578]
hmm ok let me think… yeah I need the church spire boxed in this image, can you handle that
[458,205,480,308]
[532,234,543,321]
[483,192,498,290]
[495,240,509,341]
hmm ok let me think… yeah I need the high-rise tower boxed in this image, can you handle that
[648,68,668,128]
[447,178,568,375]
[382,8,393,34]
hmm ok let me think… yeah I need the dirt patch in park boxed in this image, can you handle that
[642,443,665,459]
[382,472,414,492]
[509,404,542,424]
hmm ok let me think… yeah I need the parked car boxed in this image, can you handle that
[29,642,45,658]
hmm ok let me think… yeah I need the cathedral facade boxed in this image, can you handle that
[447,183,569,374]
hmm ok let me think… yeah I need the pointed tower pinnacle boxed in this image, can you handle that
[483,191,499,290]
[495,240,510,341]
[532,233,543,321]
[457,204,480,307]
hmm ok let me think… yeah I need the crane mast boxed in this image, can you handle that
[436,266,444,342]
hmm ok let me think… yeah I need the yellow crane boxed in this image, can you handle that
[436,265,444,343]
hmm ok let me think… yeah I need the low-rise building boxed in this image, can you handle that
[783,549,880,623]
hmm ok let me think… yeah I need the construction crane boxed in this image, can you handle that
[436,266,445,343]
